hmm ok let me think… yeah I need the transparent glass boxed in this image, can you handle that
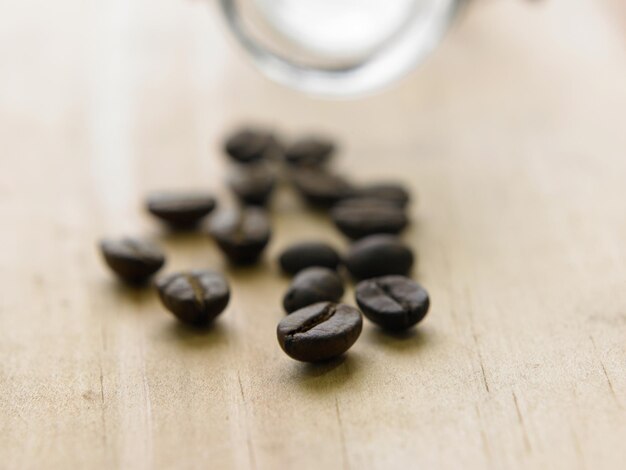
[219,0,465,98]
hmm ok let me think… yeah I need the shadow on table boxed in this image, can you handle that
[161,320,230,350]
[223,258,276,281]
[156,226,207,245]
[286,352,364,393]
[101,279,156,307]
[366,326,434,354]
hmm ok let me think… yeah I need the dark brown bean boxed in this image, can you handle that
[156,270,230,325]
[224,128,281,164]
[208,207,271,264]
[146,192,217,228]
[345,235,414,280]
[331,198,408,239]
[100,237,165,284]
[283,267,344,313]
[285,136,335,167]
[291,168,354,208]
[277,302,362,362]
[353,183,411,208]
[227,163,276,206]
[355,275,429,330]
[278,241,341,275]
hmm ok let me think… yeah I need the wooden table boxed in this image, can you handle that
[1,1,625,468]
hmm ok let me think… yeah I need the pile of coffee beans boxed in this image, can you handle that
[98,126,431,364]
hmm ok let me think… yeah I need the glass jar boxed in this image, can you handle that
[219,0,466,98]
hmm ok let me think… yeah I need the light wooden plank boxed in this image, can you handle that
[1,0,625,469]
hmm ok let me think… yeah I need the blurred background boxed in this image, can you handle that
[2,0,624,240]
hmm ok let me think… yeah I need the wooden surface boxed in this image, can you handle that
[1,1,626,469]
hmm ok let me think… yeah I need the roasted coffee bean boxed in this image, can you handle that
[278,241,341,275]
[355,275,429,330]
[146,191,217,228]
[100,237,165,284]
[277,302,362,362]
[353,183,410,208]
[227,163,276,206]
[283,267,345,313]
[331,198,408,239]
[291,168,354,208]
[208,207,271,264]
[285,136,335,167]
[224,128,281,164]
[345,235,414,280]
[156,270,230,325]
[332,197,397,210]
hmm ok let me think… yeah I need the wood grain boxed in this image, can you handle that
[1,0,625,469]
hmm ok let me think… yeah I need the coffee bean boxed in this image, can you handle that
[156,270,230,325]
[224,128,281,164]
[283,267,345,313]
[276,302,362,362]
[355,275,429,330]
[208,207,271,264]
[345,235,414,280]
[278,241,341,275]
[291,168,354,208]
[146,192,217,228]
[100,237,165,284]
[331,198,408,239]
[333,197,396,210]
[227,163,276,206]
[285,136,335,167]
[354,183,410,208]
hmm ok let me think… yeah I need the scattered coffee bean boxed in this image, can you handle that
[355,275,429,330]
[283,267,345,313]
[98,125,430,370]
[100,237,165,284]
[354,183,410,208]
[156,270,230,325]
[146,191,217,228]
[285,136,335,167]
[345,235,414,280]
[208,207,271,264]
[277,302,362,362]
[224,127,281,164]
[333,197,396,209]
[228,163,276,206]
[278,241,341,275]
[291,168,354,208]
[331,198,408,239]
